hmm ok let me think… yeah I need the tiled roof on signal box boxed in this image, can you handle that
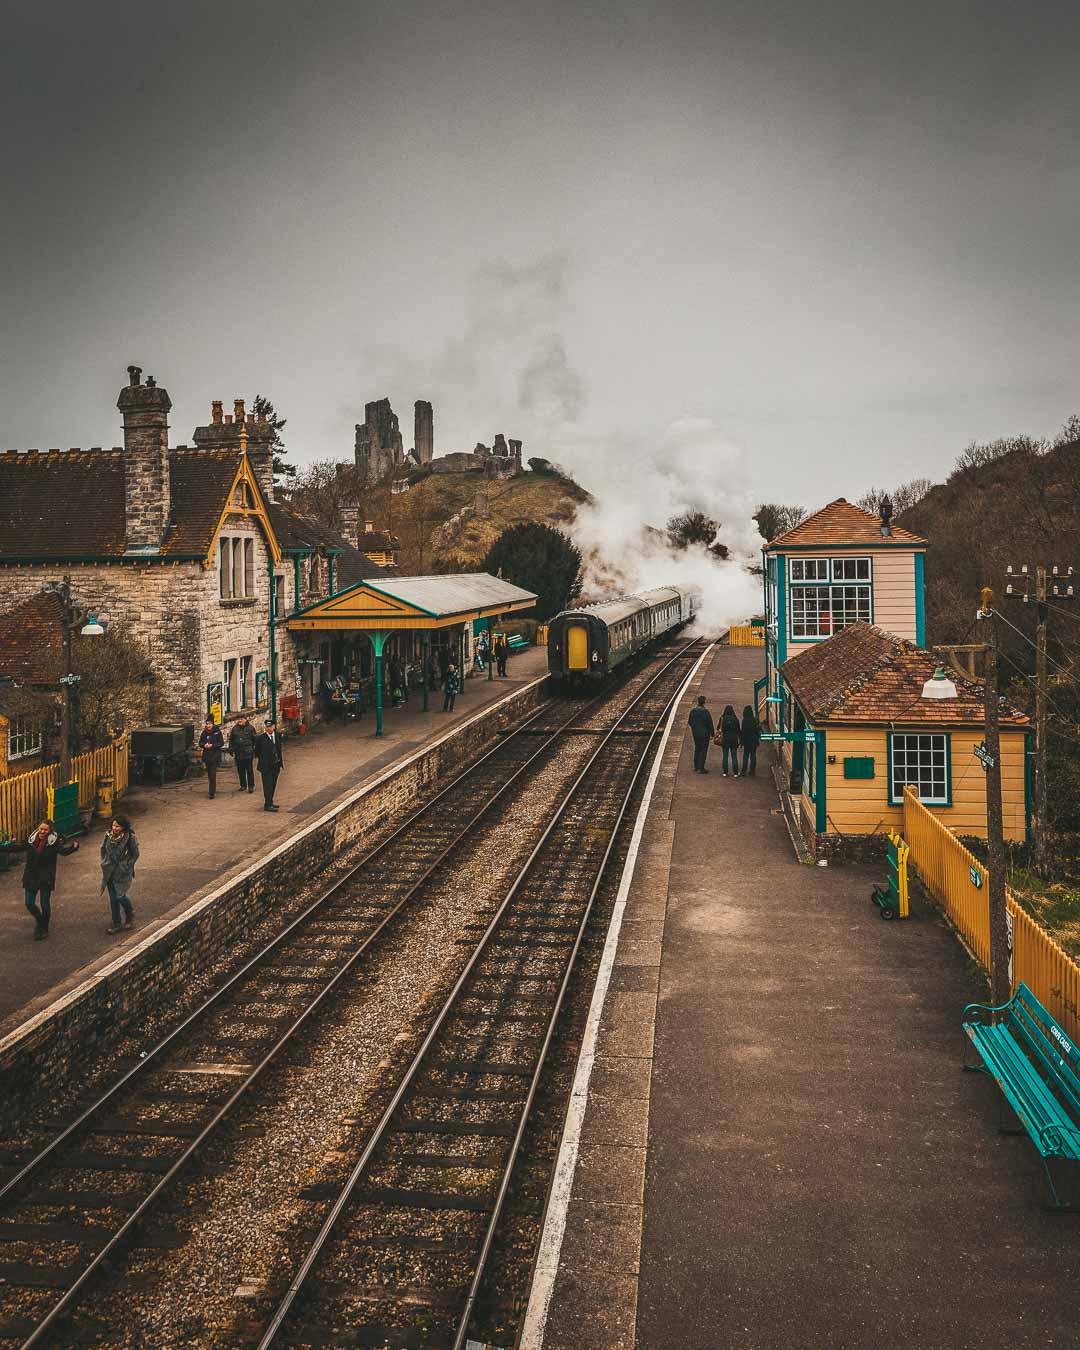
[780,622,1027,726]
[0,591,65,684]
[769,498,926,549]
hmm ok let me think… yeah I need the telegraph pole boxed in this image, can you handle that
[977,588,1010,1007]
[1005,562,1075,876]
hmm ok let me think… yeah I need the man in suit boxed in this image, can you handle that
[254,716,285,811]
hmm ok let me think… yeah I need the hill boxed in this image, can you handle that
[374,468,592,572]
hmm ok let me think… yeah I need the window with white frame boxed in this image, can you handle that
[219,540,232,598]
[219,535,255,601]
[890,732,950,805]
[223,658,238,714]
[8,715,42,760]
[239,655,252,709]
[244,539,254,596]
[789,556,872,638]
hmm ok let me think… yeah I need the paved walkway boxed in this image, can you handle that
[0,651,546,1035]
[541,646,1078,1350]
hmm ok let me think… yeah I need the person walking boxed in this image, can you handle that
[687,695,715,773]
[198,718,225,799]
[495,633,508,677]
[719,704,742,778]
[254,715,285,811]
[17,818,79,940]
[740,704,761,777]
[229,713,257,793]
[101,815,139,933]
[442,662,460,713]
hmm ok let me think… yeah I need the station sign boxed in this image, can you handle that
[969,865,983,889]
[973,741,995,770]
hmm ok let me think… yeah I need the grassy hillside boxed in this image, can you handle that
[372,469,592,573]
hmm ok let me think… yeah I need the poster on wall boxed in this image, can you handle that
[207,681,223,725]
[255,670,269,708]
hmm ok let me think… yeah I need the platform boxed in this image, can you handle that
[529,644,1079,1349]
[0,649,546,1036]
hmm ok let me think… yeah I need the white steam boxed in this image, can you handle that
[564,418,763,636]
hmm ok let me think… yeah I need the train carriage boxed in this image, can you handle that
[547,583,697,683]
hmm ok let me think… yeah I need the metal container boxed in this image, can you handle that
[130,725,194,757]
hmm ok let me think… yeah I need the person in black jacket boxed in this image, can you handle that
[18,818,79,939]
[198,719,225,798]
[719,704,742,778]
[229,714,257,793]
[254,716,285,810]
[687,696,715,773]
[740,704,761,777]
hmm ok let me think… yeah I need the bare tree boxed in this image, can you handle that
[754,503,806,542]
[857,478,933,517]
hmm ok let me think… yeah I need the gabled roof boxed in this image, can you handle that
[265,504,390,586]
[0,447,245,561]
[780,622,1027,726]
[769,498,926,550]
[286,572,536,632]
[0,591,65,684]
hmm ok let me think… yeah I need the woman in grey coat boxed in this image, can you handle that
[101,814,140,933]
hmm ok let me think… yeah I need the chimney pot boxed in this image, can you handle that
[211,400,223,424]
[127,365,142,386]
[146,375,156,388]
[246,413,254,425]
[225,415,233,425]
[234,399,245,423]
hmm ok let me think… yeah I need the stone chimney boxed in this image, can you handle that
[414,400,434,464]
[117,364,171,553]
[192,397,275,499]
[339,500,360,548]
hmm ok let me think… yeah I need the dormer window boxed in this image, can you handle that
[790,557,872,638]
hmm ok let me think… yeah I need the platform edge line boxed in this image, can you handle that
[518,642,713,1350]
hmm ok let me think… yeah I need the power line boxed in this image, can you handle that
[996,648,1080,738]
[993,608,1075,680]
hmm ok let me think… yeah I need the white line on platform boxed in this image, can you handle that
[518,642,714,1350]
[0,674,547,1060]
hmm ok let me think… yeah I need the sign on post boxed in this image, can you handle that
[973,741,995,770]
[969,864,983,889]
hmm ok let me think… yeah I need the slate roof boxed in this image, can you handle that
[0,591,65,685]
[780,623,1028,726]
[769,498,926,550]
[361,573,536,616]
[0,448,244,560]
[265,504,391,586]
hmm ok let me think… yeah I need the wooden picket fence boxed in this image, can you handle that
[725,624,765,647]
[902,785,1080,1044]
[0,740,129,843]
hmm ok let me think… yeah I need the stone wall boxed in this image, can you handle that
[0,677,550,1125]
[798,801,890,864]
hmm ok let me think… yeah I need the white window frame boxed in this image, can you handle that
[219,539,232,598]
[8,715,43,760]
[789,556,872,639]
[223,657,238,714]
[243,538,254,596]
[239,655,252,709]
[889,732,951,806]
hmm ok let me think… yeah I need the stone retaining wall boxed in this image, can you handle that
[0,678,549,1124]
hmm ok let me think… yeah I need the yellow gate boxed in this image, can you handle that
[567,624,589,671]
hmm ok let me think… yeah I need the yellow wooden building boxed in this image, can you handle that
[777,622,1031,856]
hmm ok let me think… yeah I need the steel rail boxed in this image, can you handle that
[256,637,701,1348]
[12,685,613,1350]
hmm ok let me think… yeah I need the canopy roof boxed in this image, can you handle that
[285,572,537,633]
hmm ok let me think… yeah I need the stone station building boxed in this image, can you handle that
[0,368,386,741]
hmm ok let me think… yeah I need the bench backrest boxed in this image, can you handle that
[1007,983,1080,1120]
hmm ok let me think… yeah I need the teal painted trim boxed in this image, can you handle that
[1024,730,1034,843]
[292,555,302,615]
[268,566,279,723]
[914,552,926,646]
[775,554,787,665]
[371,630,387,737]
[815,729,827,833]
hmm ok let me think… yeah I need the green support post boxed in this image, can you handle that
[268,568,279,723]
[372,630,386,737]
[422,635,429,712]
[292,554,303,614]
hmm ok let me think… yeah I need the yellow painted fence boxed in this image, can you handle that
[902,785,1080,1044]
[0,741,129,843]
[725,624,765,647]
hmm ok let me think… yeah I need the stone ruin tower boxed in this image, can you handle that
[354,398,404,481]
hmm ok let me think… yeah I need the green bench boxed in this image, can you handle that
[505,634,530,654]
[962,982,1080,1209]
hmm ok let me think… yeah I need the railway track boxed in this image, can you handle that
[0,638,705,1347]
[256,639,705,1349]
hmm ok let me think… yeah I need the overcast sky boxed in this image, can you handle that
[2,0,1078,515]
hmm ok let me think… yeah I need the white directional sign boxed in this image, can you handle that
[973,741,995,770]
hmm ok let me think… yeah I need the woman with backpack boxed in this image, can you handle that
[442,662,461,713]
[101,814,140,934]
[740,704,761,777]
[718,704,742,778]
[17,818,79,940]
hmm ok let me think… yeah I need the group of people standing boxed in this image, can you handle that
[18,812,140,939]
[687,697,761,777]
[198,714,285,810]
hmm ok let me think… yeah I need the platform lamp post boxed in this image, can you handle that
[52,578,105,785]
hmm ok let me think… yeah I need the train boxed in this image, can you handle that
[546,585,698,683]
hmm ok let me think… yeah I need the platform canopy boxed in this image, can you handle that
[285,572,537,633]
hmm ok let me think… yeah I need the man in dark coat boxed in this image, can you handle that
[687,696,715,773]
[17,818,79,939]
[229,714,257,793]
[740,704,761,777]
[254,716,285,811]
[198,718,225,798]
